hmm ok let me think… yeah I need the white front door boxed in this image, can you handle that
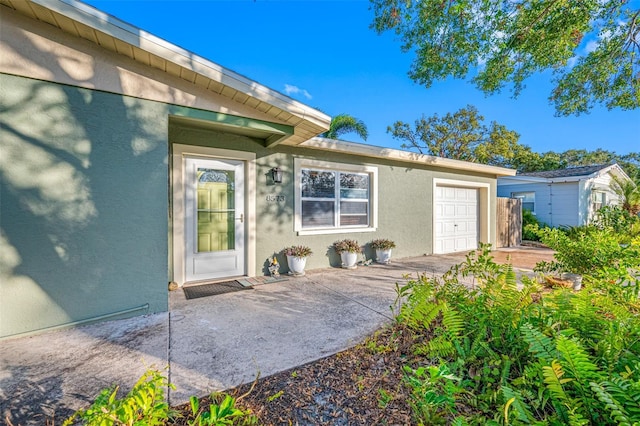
[185,157,245,282]
[434,186,479,254]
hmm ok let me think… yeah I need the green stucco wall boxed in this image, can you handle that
[169,124,498,275]
[0,74,169,337]
[1,73,498,338]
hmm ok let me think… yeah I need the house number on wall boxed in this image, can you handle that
[266,195,286,202]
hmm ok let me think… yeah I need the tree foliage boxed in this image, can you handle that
[610,174,640,214]
[387,105,535,167]
[388,105,640,181]
[370,0,640,116]
[322,113,369,141]
[525,149,640,182]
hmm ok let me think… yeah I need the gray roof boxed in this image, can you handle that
[517,164,612,179]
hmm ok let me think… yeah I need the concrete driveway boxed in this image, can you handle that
[0,249,544,425]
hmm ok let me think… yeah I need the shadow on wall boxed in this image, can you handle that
[0,22,169,339]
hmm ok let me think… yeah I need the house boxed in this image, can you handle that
[0,0,515,338]
[497,164,630,227]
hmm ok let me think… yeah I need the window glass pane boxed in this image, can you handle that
[196,168,235,252]
[512,191,535,212]
[302,170,335,198]
[340,201,368,226]
[340,215,369,226]
[302,200,334,227]
[299,165,373,230]
[340,173,368,199]
[340,201,368,215]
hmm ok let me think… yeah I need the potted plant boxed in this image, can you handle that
[333,239,361,269]
[370,238,396,264]
[283,245,312,276]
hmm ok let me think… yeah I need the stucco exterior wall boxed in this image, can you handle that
[0,74,170,338]
[170,124,498,275]
[1,4,502,337]
[0,6,290,127]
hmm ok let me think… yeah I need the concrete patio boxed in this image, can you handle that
[0,249,548,425]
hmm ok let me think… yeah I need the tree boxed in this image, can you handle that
[322,113,369,141]
[520,149,640,181]
[387,105,532,167]
[371,0,640,116]
[610,175,640,215]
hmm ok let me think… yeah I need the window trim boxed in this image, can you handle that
[511,191,535,214]
[592,190,606,211]
[294,158,378,235]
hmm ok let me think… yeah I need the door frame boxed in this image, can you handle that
[171,144,256,286]
[432,178,490,254]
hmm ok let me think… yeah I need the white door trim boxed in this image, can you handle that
[172,144,256,286]
[432,178,491,254]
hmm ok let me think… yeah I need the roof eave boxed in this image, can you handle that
[6,0,331,144]
[303,138,516,176]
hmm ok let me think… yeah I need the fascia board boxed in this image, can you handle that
[29,0,331,131]
[303,137,516,177]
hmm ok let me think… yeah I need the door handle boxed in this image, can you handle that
[236,214,244,223]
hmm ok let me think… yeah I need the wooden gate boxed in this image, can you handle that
[496,197,522,248]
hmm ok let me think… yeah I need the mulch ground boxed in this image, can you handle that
[171,326,417,425]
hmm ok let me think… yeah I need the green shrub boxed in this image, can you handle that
[522,209,543,241]
[64,370,257,426]
[188,393,256,425]
[533,224,640,278]
[593,205,640,241]
[396,245,640,425]
[63,369,174,425]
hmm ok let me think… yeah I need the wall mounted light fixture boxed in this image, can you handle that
[270,167,283,184]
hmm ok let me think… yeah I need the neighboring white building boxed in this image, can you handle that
[497,164,631,227]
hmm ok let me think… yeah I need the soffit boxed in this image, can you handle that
[0,0,330,146]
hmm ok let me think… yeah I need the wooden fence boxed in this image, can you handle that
[496,197,522,248]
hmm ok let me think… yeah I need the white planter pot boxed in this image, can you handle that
[564,273,583,290]
[376,249,392,264]
[287,255,307,276]
[340,252,358,269]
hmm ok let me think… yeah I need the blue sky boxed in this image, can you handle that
[86,0,639,156]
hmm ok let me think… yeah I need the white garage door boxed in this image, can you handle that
[434,186,479,254]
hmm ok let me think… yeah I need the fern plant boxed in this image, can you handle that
[396,243,640,424]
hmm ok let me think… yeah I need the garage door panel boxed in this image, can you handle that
[443,204,456,216]
[455,204,469,216]
[435,185,479,254]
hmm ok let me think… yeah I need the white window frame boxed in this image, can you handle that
[294,158,378,235]
[512,191,535,214]
[592,190,606,211]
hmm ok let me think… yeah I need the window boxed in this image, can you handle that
[592,191,606,212]
[295,159,377,234]
[512,191,535,213]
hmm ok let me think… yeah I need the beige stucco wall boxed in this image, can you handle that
[0,6,289,126]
